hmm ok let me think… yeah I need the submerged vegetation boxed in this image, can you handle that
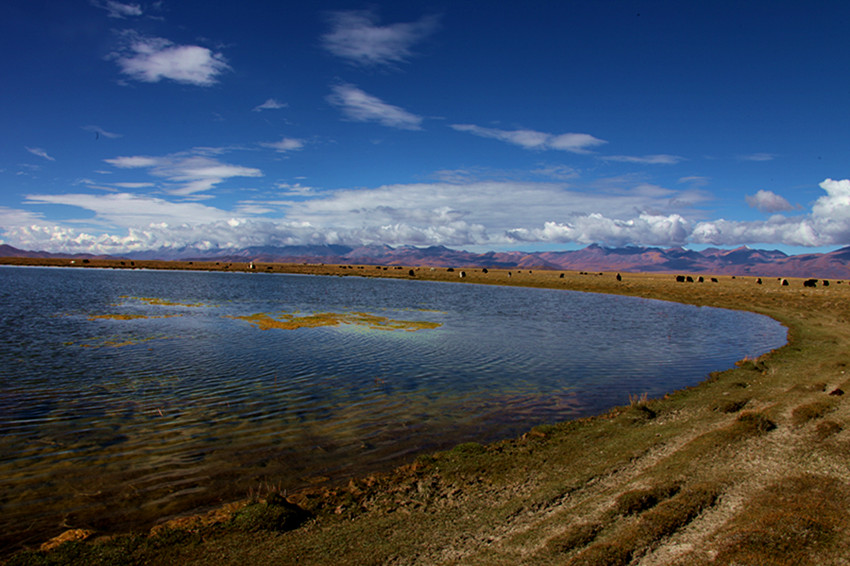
[226,310,441,332]
[5,260,850,564]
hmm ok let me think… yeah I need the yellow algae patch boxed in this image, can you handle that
[118,296,206,307]
[346,311,441,331]
[227,311,441,332]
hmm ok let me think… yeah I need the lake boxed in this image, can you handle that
[0,266,786,551]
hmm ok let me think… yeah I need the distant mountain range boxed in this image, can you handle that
[3,243,850,279]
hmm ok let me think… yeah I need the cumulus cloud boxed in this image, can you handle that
[252,98,288,112]
[104,150,262,196]
[599,154,684,165]
[277,179,701,248]
[507,213,691,247]
[322,9,439,67]
[111,32,230,86]
[328,84,423,130]
[745,189,794,213]
[450,124,606,153]
[25,147,55,161]
[12,176,850,254]
[3,177,708,252]
[693,179,850,247]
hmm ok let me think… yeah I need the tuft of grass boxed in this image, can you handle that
[732,411,777,435]
[621,403,657,423]
[713,475,850,565]
[813,420,843,441]
[633,482,722,543]
[791,400,834,426]
[566,541,632,566]
[714,397,750,413]
[569,483,722,565]
[612,482,680,516]
[546,521,602,554]
[228,493,312,533]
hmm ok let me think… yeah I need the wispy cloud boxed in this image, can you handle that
[738,152,776,162]
[25,147,55,161]
[252,98,288,112]
[110,31,230,86]
[260,137,305,153]
[599,154,684,165]
[451,124,606,154]
[327,84,423,130]
[678,176,710,188]
[83,125,122,139]
[322,9,439,68]
[104,150,262,196]
[24,193,231,228]
[745,189,795,213]
[92,0,142,19]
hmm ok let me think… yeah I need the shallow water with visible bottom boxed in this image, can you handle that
[0,266,786,552]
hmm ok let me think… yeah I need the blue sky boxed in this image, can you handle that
[3,1,850,255]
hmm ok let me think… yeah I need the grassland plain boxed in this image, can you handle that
[3,258,850,565]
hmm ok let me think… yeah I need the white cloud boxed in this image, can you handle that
[111,32,230,86]
[275,183,318,196]
[693,179,850,247]
[4,177,706,252]
[24,193,232,227]
[600,154,684,165]
[507,213,691,247]
[322,9,439,67]
[328,84,423,130]
[252,98,288,112]
[92,1,142,18]
[104,150,262,196]
[261,137,305,153]
[279,180,699,247]
[106,156,160,168]
[0,206,47,228]
[12,176,850,254]
[745,189,794,213]
[112,182,156,189]
[451,124,606,153]
[25,147,55,161]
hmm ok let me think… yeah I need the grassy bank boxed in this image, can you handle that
[4,259,850,565]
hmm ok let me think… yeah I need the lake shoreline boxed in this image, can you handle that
[5,257,850,565]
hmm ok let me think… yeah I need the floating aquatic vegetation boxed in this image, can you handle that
[118,296,207,307]
[226,310,441,332]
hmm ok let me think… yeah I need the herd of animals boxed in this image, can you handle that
[674,274,834,287]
